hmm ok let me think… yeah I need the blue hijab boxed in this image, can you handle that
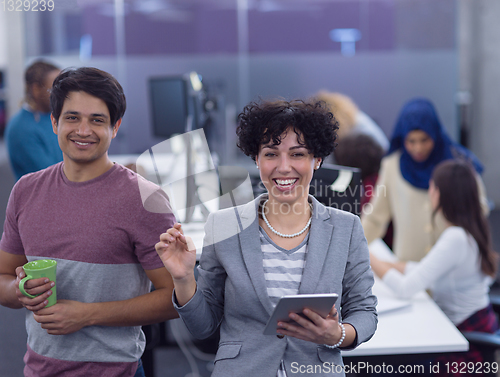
[387,98,483,189]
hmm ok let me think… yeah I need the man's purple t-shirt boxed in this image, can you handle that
[0,162,176,377]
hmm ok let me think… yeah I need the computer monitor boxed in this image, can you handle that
[309,163,363,216]
[149,76,189,138]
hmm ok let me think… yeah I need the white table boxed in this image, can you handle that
[342,239,468,357]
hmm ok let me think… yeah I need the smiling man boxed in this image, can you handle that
[0,67,177,377]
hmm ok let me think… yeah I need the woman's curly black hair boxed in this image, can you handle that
[236,99,338,164]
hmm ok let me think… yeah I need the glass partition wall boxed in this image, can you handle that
[23,0,458,162]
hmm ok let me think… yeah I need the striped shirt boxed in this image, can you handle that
[259,227,309,306]
[260,228,309,377]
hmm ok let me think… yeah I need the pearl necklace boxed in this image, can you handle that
[261,200,312,238]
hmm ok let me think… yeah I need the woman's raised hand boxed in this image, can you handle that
[155,223,197,281]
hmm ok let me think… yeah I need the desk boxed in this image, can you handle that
[342,239,468,357]
[343,285,468,357]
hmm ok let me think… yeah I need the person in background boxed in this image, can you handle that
[155,99,377,377]
[4,60,63,180]
[334,133,394,248]
[315,90,389,153]
[0,71,6,136]
[370,159,498,375]
[333,133,384,210]
[0,67,177,377]
[361,98,488,262]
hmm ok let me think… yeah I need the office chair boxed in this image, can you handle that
[460,331,500,377]
[310,163,362,215]
[459,286,500,377]
[488,283,500,313]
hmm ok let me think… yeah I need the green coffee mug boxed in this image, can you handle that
[19,259,57,307]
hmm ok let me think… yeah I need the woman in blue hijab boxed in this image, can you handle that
[388,98,483,189]
[361,98,487,262]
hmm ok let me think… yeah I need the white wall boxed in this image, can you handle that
[1,10,25,118]
[461,0,500,205]
[0,10,7,68]
[4,3,499,205]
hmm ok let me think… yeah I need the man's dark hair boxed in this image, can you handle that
[25,60,59,100]
[236,99,338,164]
[50,67,126,126]
[334,133,384,180]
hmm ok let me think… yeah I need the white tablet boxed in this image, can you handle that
[263,293,339,335]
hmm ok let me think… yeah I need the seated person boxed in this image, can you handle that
[334,133,394,248]
[361,98,487,262]
[315,90,389,152]
[334,133,384,210]
[370,159,498,375]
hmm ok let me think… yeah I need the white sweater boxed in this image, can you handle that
[361,151,489,262]
[383,226,493,325]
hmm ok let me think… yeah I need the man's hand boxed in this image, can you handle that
[15,266,55,312]
[33,300,90,335]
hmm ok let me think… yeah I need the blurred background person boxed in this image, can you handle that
[4,60,62,180]
[315,90,389,154]
[333,133,384,210]
[361,97,487,262]
[370,159,498,375]
[334,133,394,248]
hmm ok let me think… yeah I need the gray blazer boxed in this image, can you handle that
[175,195,377,377]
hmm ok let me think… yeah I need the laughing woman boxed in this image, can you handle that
[155,99,377,377]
